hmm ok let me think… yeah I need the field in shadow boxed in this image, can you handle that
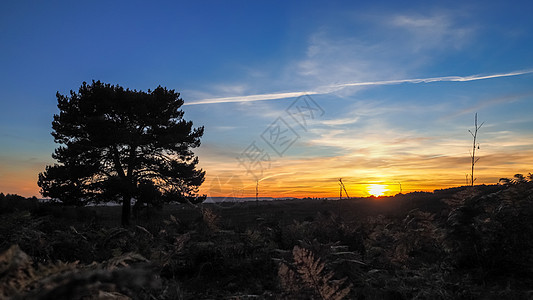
[1,182,532,299]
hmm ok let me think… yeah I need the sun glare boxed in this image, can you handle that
[367,184,387,197]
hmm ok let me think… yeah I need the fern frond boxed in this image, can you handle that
[291,246,352,300]
[278,262,299,293]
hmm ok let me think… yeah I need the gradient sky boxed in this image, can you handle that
[1,1,533,198]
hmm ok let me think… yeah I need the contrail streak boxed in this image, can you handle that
[184,91,315,105]
[184,69,533,105]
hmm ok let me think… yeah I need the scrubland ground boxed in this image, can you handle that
[1,183,533,299]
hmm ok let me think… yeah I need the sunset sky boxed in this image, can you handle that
[1,1,533,198]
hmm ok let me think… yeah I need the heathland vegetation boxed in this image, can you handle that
[1,174,533,299]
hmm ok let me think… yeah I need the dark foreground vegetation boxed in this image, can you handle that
[1,181,533,299]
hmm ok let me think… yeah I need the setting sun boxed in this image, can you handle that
[367,184,387,197]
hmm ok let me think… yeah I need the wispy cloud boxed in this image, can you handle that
[321,117,360,126]
[440,91,533,120]
[185,70,533,105]
[258,172,295,183]
[390,13,474,51]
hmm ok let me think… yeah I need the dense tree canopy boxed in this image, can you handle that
[38,81,205,225]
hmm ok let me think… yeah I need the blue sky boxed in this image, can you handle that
[1,1,533,197]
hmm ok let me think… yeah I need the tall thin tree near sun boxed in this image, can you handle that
[468,113,484,186]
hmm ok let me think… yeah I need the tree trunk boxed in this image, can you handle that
[122,193,131,226]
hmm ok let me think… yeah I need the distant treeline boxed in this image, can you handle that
[0,193,39,214]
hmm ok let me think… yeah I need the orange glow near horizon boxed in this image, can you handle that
[3,144,533,199]
[195,137,533,199]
